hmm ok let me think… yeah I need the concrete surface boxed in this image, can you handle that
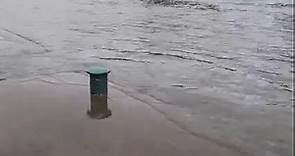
[0,73,245,156]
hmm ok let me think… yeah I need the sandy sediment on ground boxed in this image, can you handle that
[0,73,244,156]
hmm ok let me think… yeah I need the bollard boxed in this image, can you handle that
[87,68,111,96]
[86,68,111,119]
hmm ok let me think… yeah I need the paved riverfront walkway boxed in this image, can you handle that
[0,73,244,156]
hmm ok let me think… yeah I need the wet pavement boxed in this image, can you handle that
[0,0,293,155]
[0,74,244,156]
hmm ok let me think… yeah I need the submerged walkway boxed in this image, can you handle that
[0,73,244,156]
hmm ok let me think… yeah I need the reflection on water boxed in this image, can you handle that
[87,94,112,119]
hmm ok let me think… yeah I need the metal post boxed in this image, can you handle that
[86,68,111,119]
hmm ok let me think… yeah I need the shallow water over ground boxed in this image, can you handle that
[0,0,293,155]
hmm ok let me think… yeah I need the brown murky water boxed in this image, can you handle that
[0,0,293,155]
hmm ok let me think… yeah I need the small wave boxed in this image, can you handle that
[256,69,281,75]
[221,67,237,71]
[2,28,51,52]
[171,83,198,89]
[231,2,258,6]
[281,87,292,92]
[112,38,151,43]
[143,51,214,64]
[171,83,185,88]
[267,57,293,63]
[98,57,151,63]
[170,48,236,60]
[0,78,6,81]
[267,3,294,8]
[101,47,215,64]
[75,9,97,15]
[142,0,219,11]
[69,28,100,35]
[101,47,138,54]
[280,53,294,59]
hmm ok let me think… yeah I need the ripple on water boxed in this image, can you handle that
[141,0,220,11]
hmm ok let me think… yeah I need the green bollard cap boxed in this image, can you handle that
[86,68,111,76]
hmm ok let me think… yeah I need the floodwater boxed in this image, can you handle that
[0,0,293,155]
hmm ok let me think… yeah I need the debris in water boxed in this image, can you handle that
[0,78,6,81]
